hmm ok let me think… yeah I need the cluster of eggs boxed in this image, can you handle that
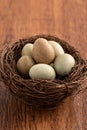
[17,38,75,80]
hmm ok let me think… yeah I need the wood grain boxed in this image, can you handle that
[0,0,87,130]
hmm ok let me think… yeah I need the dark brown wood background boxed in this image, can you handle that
[0,0,87,130]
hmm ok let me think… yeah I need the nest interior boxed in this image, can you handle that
[0,35,87,109]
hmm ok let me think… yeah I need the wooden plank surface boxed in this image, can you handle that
[0,0,87,130]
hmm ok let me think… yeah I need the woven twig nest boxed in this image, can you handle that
[0,35,87,109]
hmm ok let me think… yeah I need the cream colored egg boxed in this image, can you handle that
[32,38,55,64]
[21,43,33,57]
[54,53,75,76]
[17,56,35,75]
[49,41,64,56]
[29,64,56,80]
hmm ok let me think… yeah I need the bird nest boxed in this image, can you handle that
[0,35,87,110]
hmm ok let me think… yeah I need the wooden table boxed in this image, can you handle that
[0,0,87,130]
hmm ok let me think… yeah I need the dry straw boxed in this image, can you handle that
[0,35,87,109]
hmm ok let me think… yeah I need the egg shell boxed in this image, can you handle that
[32,38,55,64]
[17,56,35,75]
[29,64,56,80]
[54,53,75,76]
[21,43,33,57]
[49,41,64,56]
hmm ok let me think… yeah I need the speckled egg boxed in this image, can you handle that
[32,38,55,64]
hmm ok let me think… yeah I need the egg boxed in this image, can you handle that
[32,38,55,64]
[17,56,35,75]
[49,41,64,56]
[21,43,33,57]
[54,53,75,76]
[29,64,56,80]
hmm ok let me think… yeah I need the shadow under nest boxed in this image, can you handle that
[0,35,87,110]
